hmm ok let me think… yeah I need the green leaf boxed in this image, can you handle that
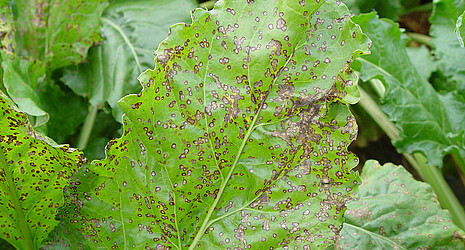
[13,0,108,71]
[405,45,437,80]
[0,92,85,249]
[62,0,197,122]
[429,0,465,90]
[0,1,16,58]
[40,83,88,144]
[343,0,404,20]
[456,10,465,47]
[352,12,465,168]
[338,160,465,249]
[52,0,370,248]
[2,57,48,127]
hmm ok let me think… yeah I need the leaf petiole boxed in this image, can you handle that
[77,105,98,150]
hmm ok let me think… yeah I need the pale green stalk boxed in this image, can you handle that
[77,105,98,150]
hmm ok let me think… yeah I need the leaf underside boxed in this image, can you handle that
[0,94,85,249]
[339,160,465,249]
[52,0,370,248]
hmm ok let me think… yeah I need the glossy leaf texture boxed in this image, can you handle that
[62,0,197,122]
[456,10,465,47]
[430,0,465,91]
[13,0,108,71]
[351,13,465,168]
[338,160,465,249]
[0,92,86,249]
[51,0,370,248]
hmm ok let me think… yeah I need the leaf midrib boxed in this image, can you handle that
[0,146,35,249]
[342,223,408,250]
[188,3,316,248]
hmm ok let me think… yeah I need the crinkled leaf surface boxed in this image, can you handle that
[457,10,465,47]
[0,93,85,249]
[13,0,108,71]
[430,0,465,91]
[53,0,370,248]
[338,160,465,249]
[62,0,197,122]
[352,13,465,168]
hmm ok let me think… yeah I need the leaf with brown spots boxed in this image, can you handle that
[13,0,108,71]
[338,160,465,249]
[55,0,370,248]
[61,0,197,122]
[0,92,86,249]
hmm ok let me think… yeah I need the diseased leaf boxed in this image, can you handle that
[13,0,108,71]
[0,92,85,249]
[456,10,465,47]
[0,2,14,54]
[352,12,465,168]
[62,0,197,122]
[52,0,370,248]
[430,0,465,90]
[0,1,92,136]
[338,160,465,249]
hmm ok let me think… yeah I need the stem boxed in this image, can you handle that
[0,148,36,249]
[199,0,216,9]
[77,105,98,150]
[406,32,432,47]
[358,86,465,230]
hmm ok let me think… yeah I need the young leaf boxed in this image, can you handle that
[456,10,465,47]
[0,93,85,249]
[53,0,370,248]
[62,0,197,122]
[430,0,465,90]
[338,160,465,249]
[351,13,465,168]
[13,0,108,71]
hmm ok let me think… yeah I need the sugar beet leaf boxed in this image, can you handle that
[51,0,370,248]
[0,93,85,249]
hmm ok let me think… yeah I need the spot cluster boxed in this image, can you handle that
[0,97,85,249]
[55,0,370,249]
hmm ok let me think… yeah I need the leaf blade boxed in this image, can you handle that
[61,0,197,122]
[56,0,370,248]
[352,12,465,168]
[0,93,85,249]
[339,160,465,249]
